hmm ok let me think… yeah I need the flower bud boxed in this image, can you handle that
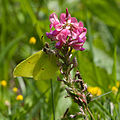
[72,57,78,67]
[70,114,76,118]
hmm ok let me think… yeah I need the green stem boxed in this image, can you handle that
[86,107,95,120]
[84,108,88,120]
[112,45,117,84]
[50,79,55,120]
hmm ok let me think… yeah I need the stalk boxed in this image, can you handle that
[50,79,55,120]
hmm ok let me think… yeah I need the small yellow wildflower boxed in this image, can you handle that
[88,86,102,96]
[16,95,23,101]
[0,80,7,87]
[116,81,120,88]
[112,86,118,94]
[13,87,18,93]
[29,37,36,44]
[95,87,102,96]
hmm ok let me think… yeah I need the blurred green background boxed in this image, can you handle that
[0,0,120,119]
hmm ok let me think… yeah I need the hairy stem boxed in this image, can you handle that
[86,107,95,120]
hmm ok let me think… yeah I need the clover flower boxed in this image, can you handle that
[46,8,87,51]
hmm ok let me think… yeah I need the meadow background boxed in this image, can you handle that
[0,0,120,119]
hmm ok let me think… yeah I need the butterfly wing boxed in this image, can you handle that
[13,50,59,80]
[13,51,42,78]
[33,52,59,80]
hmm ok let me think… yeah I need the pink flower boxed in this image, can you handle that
[46,8,87,51]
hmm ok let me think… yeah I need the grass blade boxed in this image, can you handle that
[50,79,55,120]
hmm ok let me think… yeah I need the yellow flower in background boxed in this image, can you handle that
[29,37,36,44]
[116,81,120,88]
[112,86,118,94]
[16,95,23,101]
[0,80,7,87]
[88,86,102,96]
[95,87,102,96]
[13,87,18,93]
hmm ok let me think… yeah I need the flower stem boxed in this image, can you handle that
[50,79,55,120]
[86,107,95,120]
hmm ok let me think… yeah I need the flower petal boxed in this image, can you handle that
[46,30,59,40]
[69,40,78,45]
[66,8,69,18]
[71,17,78,23]
[55,24,63,31]
[78,37,84,43]
[79,32,86,39]
[80,47,85,51]
[57,29,70,43]
[79,21,83,27]
[60,13,66,24]
[56,41,63,49]
[72,44,83,50]
[49,13,59,24]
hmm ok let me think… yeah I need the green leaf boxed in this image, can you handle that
[77,51,112,91]
[13,50,59,80]
[112,45,117,84]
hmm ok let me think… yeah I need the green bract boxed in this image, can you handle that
[13,50,59,80]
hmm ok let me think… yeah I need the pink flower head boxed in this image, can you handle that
[46,8,87,51]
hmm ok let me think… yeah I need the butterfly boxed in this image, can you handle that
[13,50,59,81]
